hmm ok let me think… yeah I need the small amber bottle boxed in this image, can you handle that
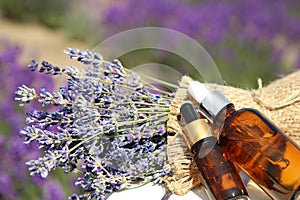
[188,81,300,200]
[180,102,249,200]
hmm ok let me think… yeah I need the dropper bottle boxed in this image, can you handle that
[180,102,249,200]
[188,81,300,200]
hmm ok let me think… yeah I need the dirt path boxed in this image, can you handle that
[0,16,92,66]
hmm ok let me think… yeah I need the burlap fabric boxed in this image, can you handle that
[163,71,300,197]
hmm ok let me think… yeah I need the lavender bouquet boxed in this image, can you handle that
[15,48,174,199]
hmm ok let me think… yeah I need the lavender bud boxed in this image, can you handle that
[15,85,36,106]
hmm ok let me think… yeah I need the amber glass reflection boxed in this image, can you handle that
[192,136,248,200]
[219,108,300,200]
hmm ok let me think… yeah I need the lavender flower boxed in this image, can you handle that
[43,180,65,200]
[101,0,300,81]
[0,43,67,199]
[102,0,300,44]
[297,54,300,69]
[16,48,174,199]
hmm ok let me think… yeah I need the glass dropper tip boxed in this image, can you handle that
[188,81,209,103]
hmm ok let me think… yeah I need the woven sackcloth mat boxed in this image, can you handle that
[163,71,300,196]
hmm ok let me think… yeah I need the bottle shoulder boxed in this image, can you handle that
[233,107,260,114]
[227,108,266,120]
[223,107,280,138]
[213,106,274,137]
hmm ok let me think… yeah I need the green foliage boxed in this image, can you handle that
[62,5,104,45]
[211,40,277,88]
[0,0,68,28]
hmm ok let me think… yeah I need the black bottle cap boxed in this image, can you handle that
[180,102,199,124]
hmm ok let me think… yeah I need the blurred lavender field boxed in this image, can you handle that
[100,0,300,87]
[0,0,300,199]
[0,43,67,199]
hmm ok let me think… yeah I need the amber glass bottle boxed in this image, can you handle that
[218,107,300,200]
[188,81,300,200]
[181,102,249,200]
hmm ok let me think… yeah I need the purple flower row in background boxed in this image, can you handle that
[101,0,300,69]
[103,0,300,43]
[0,42,65,200]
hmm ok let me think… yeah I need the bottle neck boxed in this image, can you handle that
[212,104,235,135]
[198,90,235,136]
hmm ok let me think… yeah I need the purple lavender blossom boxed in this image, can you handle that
[0,172,16,200]
[102,0,300,44]
[15,48,173,199]
[43,180,65,200]
[0,43,65,199]
[101,0,300,76]
[297,53,300,69]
